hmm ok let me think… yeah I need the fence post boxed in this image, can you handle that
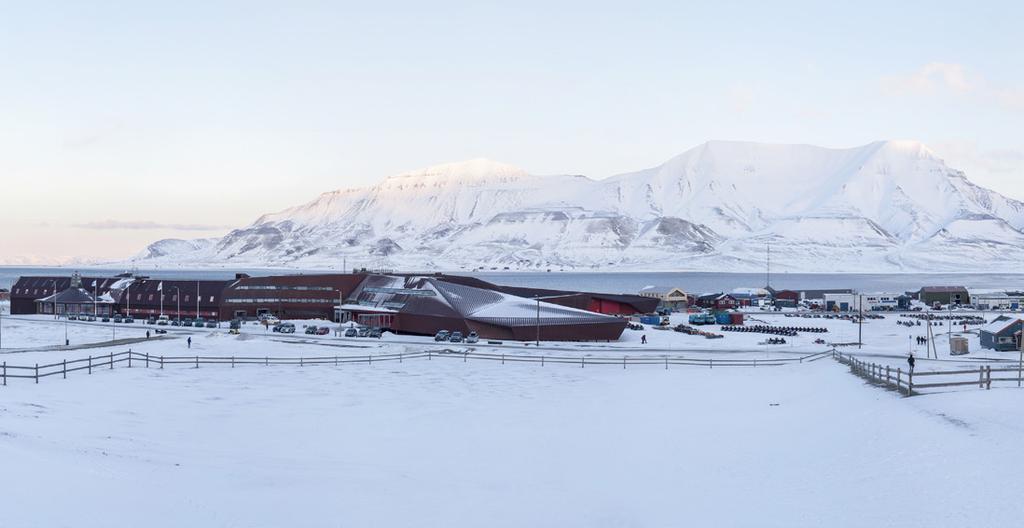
[160,356,164,369]
[986,365,992,390]
[128,350,132,368]
[665,357,668,370]
[63,359,66,379]
[886,365,891,387]
[265,356,268,366]
[429,351,432,361]
[300,356,304,367]
[541,355,544,367]
[368,355,371,365]
[195,355,199,369]
[709,358,713,369]
[908,369,913,396]
[464,352,467,363]
[35,363,38,384]
[623,356,626,369]
[88,355,92,375]
[501,354,505,365]
[754,359,757,368]
[2,362,5,386]
[897,368,901,393]
[110,352,113,369]
[979,366,985,389]
[231,356,235,368]
[581,356,585,368]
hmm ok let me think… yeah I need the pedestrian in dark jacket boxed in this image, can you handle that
[187,336,192,349]
[908,353,915,372]
[641,334,647,344]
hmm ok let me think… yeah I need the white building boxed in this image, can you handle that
[638,286,689,309]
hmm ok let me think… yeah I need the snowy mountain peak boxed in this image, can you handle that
[381,158,532,188]
[132,140,1024,272]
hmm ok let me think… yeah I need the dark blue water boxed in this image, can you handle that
[3,266,1023,295]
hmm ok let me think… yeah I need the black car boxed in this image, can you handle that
[368,327,382,338]
[101,316,110,323]
[113,315,124,323]
[304,325,318,335]
[434,330,450,341]
[449,331,463,343]
[124,316,135,324]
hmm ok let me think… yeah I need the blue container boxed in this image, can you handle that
[640,315,662,325]
[715,312,732,325]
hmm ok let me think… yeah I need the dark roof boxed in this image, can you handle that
[919,286,968,293]
[35,287,109,304]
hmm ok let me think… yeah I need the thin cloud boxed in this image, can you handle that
[882,62,1023,112]
[881,62,974,96]
[73,220,231,231]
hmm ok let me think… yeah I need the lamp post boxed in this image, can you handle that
[50,279,59,319]
[171,286,181,323]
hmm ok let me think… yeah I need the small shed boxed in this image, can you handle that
[979,316,1023,351]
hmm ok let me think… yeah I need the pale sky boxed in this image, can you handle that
[2,0,1023,263]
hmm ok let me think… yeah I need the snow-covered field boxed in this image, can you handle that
[2,313,1023,527]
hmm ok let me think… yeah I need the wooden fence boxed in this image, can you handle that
[0,349,833,385]
[832,350,1023,396]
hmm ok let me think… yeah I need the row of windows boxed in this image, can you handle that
[234,285,335,291]
[131,293,216,303]
[224,298,337,304]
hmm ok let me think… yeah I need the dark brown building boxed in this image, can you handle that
[10,275,129,315]
[121,279,232,320]
[219,273,367,321]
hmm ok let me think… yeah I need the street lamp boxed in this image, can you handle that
[171,286,181,323]
[50,279,59,319]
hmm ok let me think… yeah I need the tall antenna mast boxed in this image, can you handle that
[766,242,771,288]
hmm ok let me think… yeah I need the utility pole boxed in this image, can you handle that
[196,281,200,320]
[858,293,863,349]
[536,297,541,347]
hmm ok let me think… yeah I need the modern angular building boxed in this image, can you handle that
[338,274,629,341]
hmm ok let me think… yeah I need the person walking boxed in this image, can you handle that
[641,334,647,345]
[908,353,916,373]
[187,336,192,349]
[146,330,150,340]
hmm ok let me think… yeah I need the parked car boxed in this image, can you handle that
[157,315,170,326]
[101,316,110,323]
[316,327,330,335]
[113,315,124,323]
[124,316,135,324]
[434,330,450,341]
[205,321,217,328]
[146,317,156,325]
[344,327,358,337]
[305,325,319,335]
[170,319,181,326]
[368,327,382,338]
[274,322,296,334]
[155,328,168,335]
[229,319,242,331]
[85,315,96,322]
[259,314,280,325]
[182,318,194,327]
[449,331,464,343]
[67,314,78,321]
[465,332,479,344]
[357,327,370,337]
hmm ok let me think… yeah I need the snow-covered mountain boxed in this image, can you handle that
[130,141,1024,272]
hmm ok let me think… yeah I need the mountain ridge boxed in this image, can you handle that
[127,140,1024,272]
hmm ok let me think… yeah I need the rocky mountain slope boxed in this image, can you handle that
[130,141,1024,272]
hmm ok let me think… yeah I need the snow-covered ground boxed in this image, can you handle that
[2,348,1023,527]
[3,311,1023,527]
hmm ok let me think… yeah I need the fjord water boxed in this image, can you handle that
[3,266,1024,295]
